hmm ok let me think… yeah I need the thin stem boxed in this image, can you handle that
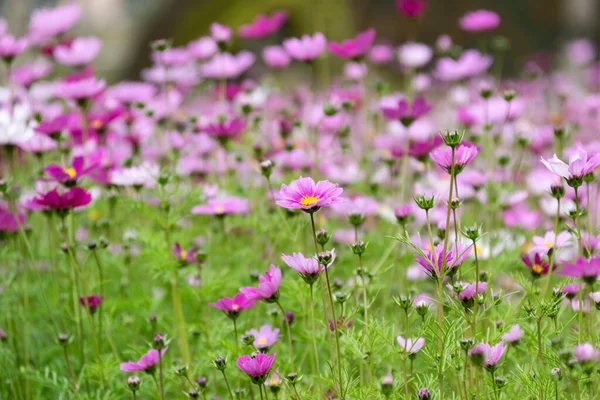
[574,187,583,254]
[233,319,240,356]
[259,384,265,400]
[543,198,561,297]
[158,350,166,400]
[537,318,543,358]
[579,279,584,344]
[172,272,191,364]
[221,371,234,400]
[309,285,321,378]
[92,250,104,353]
[276,301,295,370]
[63,345,76,391]
[473,239,480,334]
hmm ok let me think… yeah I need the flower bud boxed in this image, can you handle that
[416,301,429,317]
[195,376,208,388]
[151,39,172,52]
[153,333,166,350]
[127,376,141,392]
[334,292,348,304]
[494,376,506,388]
[259,159,274,178]
[58,333,70,345]
[316,228,331,246]
[418,387,431,400]
[459,338,474,352]
[380,373,394,397]
[284,372,302,385]
[87,240,97,250]
[323,104,338,116]
[414,194,435,210]
[394,295,413,310]
[550,367,561,381]
[350,241,368,255]
[441,129,465,148]
[213,356,227,371]
[549,184,566,199]
[348,212,365,227]
[479,88,494,99]
[175,365,189,376]
[186,389,199,398]
[502,89,517,102]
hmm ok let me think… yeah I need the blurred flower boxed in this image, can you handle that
[191,197,249,216]
[120,348,168,373]
[434,50,492,81]
[239,11,288,39]
[202,52,255,79]
[459,10,500,32]
[396,0,427,17]
[263,45,291,68]
[283,33,326,62]
[328,28,376,59]
[396,336,425,354]
[501,324,524,344]
[398,42,432,68]
[54,36,101,66]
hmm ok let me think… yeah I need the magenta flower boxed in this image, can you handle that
[35,114,71,137]
[54,36,101,66]
[541,148,600,185]
[238,11,288,39]
[55,77,106,101]
[574,342,600,363]
[276,176,344,212]
[33,187,92,214]
[0,35,28,61]
[561,283,583,299]
[448,281,487,301]
[248,325,280,350]
[240,264,282,303]
[381,96,432,126]
[43,156,92,186]
[459,10,500,32]
[521,253,553,278]
[501,324,524,344]
[79,295,104,314]
[281,252,321,284]
[191,197,249,216]
[430,144,478,175]
[415,242,472,278]
[209,293,254,320]
[120,348,168,373]
[201,116,246,143]
[558,256,600,282]
[328,28,376,60]
[202,52,255,79]
[469,341,505,368]
[172,243,201,265]
[11,61,52,87]
[396,336,425,354]
[396,0,426,17]
[433,50,493,81]
[283,33,326,62]
[236,353,276,383]
[0,206,25,232]
[394,205,412,224]
[263,45,291,69]
[28,2,81,44]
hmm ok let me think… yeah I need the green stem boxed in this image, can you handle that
[309,285,321,378]
[233,319,239,356]
[172,272,191,365]
[158,351,166,400]
[221,371,234,400]
[92,250,104,353]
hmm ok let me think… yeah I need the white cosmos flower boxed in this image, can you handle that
[0,104,35,145]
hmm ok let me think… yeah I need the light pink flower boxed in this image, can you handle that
[434,50,493,81]
[202,52,255,79]
[283,33,326,62]
[262,45,291,69]
[54,37,101,66]
[120,348,168,372]
[396,336,425,354]
[459,10,500,32]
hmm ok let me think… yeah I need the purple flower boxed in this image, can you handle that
[191,197,249,216]
[152,47,190,66]
[430,144,478,175]
[541,147,600,184]
[33,187,92,213]
[248,325,280,350]
[201,116,246,142]
[0,206,25,232]
[396,0,427,17]
[328,28,376,60]
[202,52,255,79]
[276,176,344,212]
[120,348,168,373]
[501,324,524,344]
[521,253,553,277]
[417,387,431,400]
[54,36,101,66]
[434,50,493,81]
[574,342,599,363]
[394,205,412,223]
[238,11,288,39]
[558,256,600,282]
[172,243,201,264]
[381,96,432,126]
[236,353,276,382]
[43,156,92,185]
[561,283,583,299]
[79,295,104,313]
[415,242,472,278]
[55,77,106,101]
[240,265,282,302]
[209,293,254,320]
[368,44,394,64]
[459,10,500,32]
[283,33,326,62]
[529,231,571,255]
[281,252,321,284]
[396,336,425,354]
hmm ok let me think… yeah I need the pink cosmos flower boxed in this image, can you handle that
[281,252,321,284]
[0,35,28,60]
[283,33,326,62]
[0,206,25,232]
[459,10,500,32]
[201,116,246,142]
[239,264,282,302]
[529,231,571,255]
[191,197,249,216]
[172,243,201,264]
[236,353,276,380]
[35,114,71,136]
[396,336,425,354]
[43,156,92,185]
[209,293,254,320]
[248,325,280,349]
[368,44,394,64]
[276,176,344,212]
[574,342,599,363]
[394,205,412,223]
[55,77,106,101]
[414,242,472,278]
[448,281,487,300]
[381,96,432,126]
[430,144,478,175]
[18,134,57,154]
[328,28,376,59]
[152,47,190,66]
[187,37,218,60]
[263,46,291,69]
[501,324,524,344]
[396,0,427,17]
[561,283,583,299]
[32,187,92,213]
[541,148,600,183]
[120,348,168,373]
[521,253,553,277]
[239,11,288,39]
[470,341,505,367]
[28,2,81,44]
[433,50,493,81]
[558,256,600,281]
[398,42,432,68]
[11,61,52,87]
[210,23,232,43]
[105,81,156,104]
[79,295,103,313]
[54,37,101,66]
[202,52,255,79]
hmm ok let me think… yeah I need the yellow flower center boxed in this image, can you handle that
[91,119,103,130]
[215,206,225,213]
[300,195,319,207]
[543,241,553,247]
[532,264,544,274]
[257,338,267,345]
[180,250,188,260]
[64,167,77,178]
[88,209,101,222]
[232,304,239,310]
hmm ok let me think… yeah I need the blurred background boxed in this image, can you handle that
[1,0,599,80]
